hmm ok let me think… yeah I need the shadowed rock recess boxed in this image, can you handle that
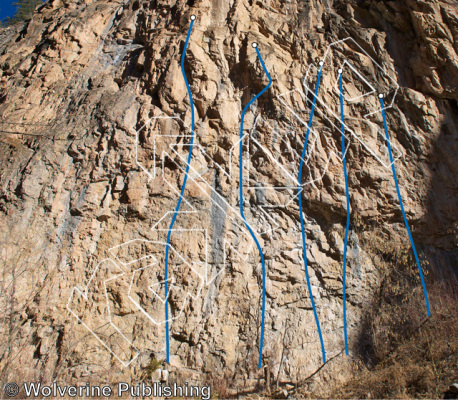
[0,0,456,397]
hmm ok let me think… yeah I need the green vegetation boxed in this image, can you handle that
[1,0,44,27]
[137,356,165,382]
[144,356,165,374]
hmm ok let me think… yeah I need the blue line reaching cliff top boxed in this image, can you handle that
[239,42,272,369]
[164,15,196,364]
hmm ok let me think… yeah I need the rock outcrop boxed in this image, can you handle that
[0,0,456,395]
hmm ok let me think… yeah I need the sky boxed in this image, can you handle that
[0,0,18,22]
[0,0,46,23]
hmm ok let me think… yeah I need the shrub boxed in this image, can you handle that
[1,0,44,27]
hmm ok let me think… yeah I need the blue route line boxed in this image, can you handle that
[239,43,272,369]
[164,16,196,364]
[298,63,326,364]
[339,71,350,355]
[380,96,431,317]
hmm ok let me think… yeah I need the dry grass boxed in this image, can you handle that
[330,218,458,399]
[203,374,232,399]
[332,281,458,399]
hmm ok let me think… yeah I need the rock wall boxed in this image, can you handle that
[0,0,456,394]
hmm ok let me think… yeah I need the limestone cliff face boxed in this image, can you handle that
[0,0,456,393]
